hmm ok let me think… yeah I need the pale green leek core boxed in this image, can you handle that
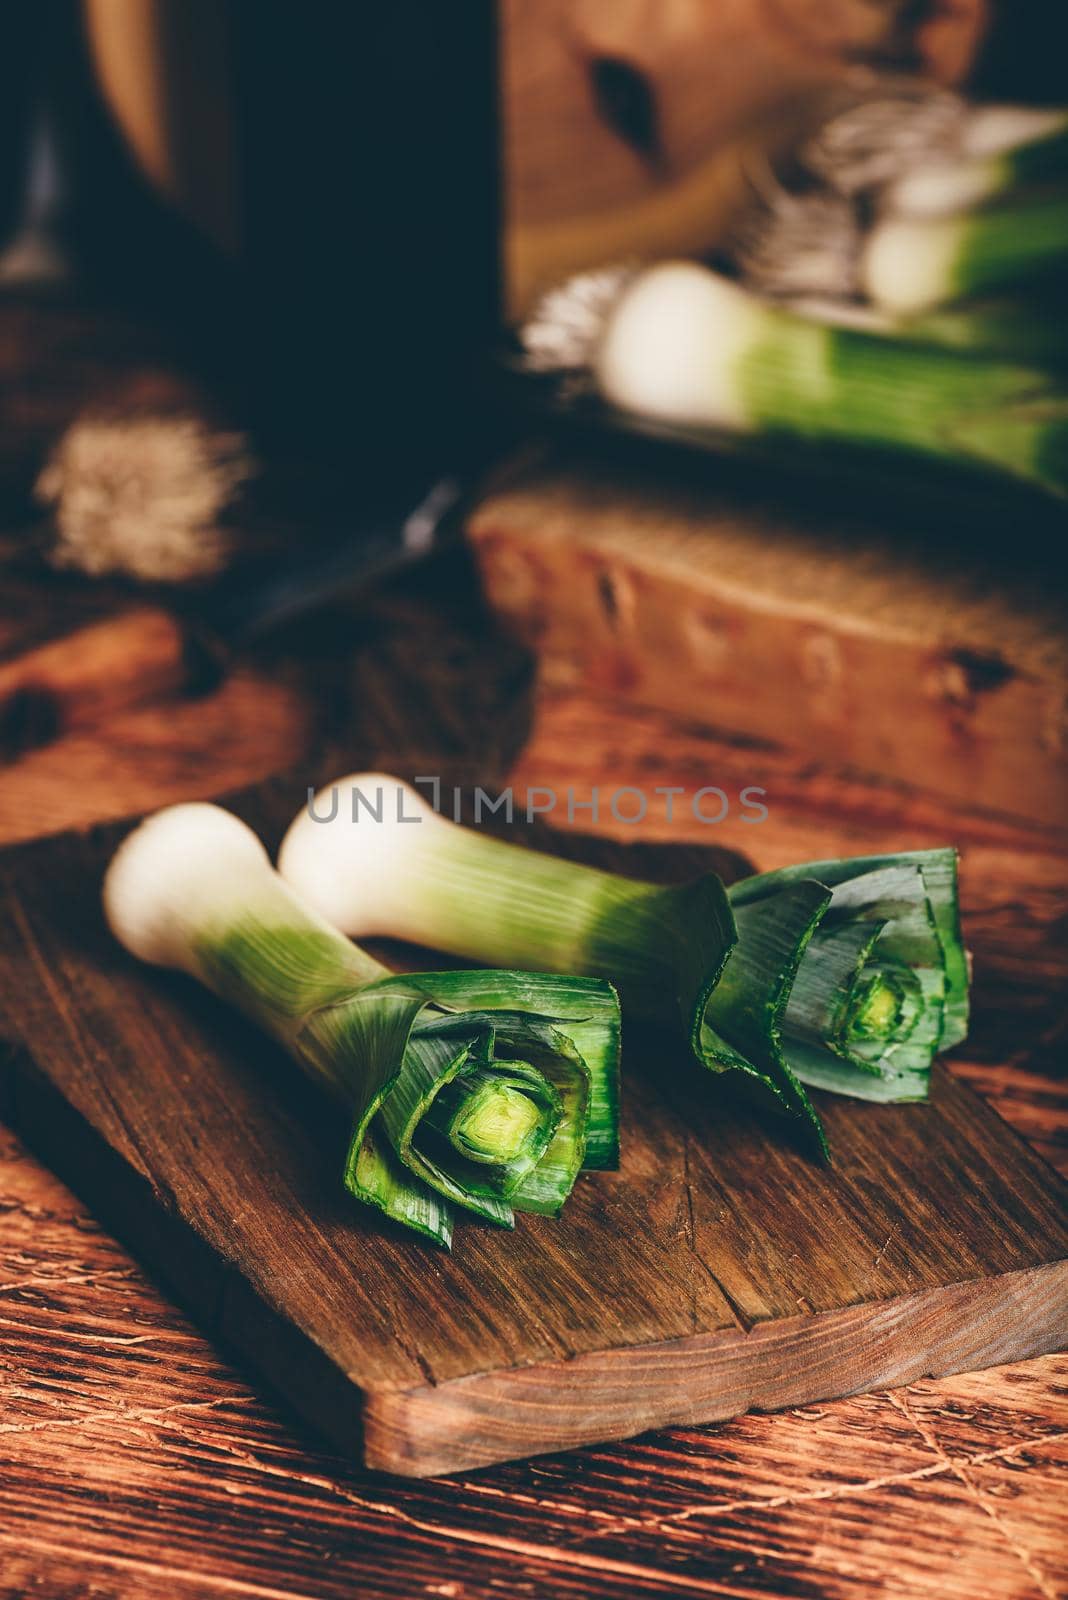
[281,777,970,1157]
[103,802,620,1248]
[593,262,1068,497]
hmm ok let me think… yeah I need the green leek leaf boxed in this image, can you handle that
[730,847,968,1104]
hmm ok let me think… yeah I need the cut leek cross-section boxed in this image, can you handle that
[729,850,968,1108]
[103,802,620,1248]
[281,777,969,1157]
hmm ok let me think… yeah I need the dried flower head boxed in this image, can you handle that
[35,412,255,582]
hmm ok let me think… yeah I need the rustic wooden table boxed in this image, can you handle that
[1,547,1065,1600]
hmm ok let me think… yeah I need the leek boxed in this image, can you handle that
[280,777,970,1154]
[862,194,1068,318]
[103,803,620,1248]
[593,262,1068,495]
[908,299,1068,364]
[883,109,1068,220]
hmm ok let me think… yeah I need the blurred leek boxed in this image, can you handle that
[863,194,1068,318]
[856,296,1068,365]
[883,109,1068,219]
[104,803,620,1248]
[777,292,1068,367]
[280,777,970,1155]
[591,262,1068,495]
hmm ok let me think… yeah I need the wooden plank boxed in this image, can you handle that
[369,1263,1067,1477]
[468,454,1068,832]
[0,670,312,846]
[0,604,201,758]
[1,1112,1065,1599]
[1,791,1065,1477]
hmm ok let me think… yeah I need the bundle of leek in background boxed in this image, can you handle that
[520,96,1068,497]
[104,803,620,1248]
[280,776,970,1156]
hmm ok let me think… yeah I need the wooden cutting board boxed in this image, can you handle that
[1,784,1066,1479]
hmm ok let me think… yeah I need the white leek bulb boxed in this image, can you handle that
[883,104,1068,222]
[594,262,763,430]
[281,769,673,992]
[861,216,960,317]
[104,802,280,974]
[278,773,447,943]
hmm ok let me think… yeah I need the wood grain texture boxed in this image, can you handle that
[1,558,1066,1589]
[500,0,987,312]
[0,669,312,846]
[0,604,194,757]
[469,454,1068,831]
[1,788,1065,1477]
[1,1112,1065,1600]
[369,1264,1067,1477]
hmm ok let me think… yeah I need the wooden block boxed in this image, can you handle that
[469,455,1068,832]
[1,792,1065,1477]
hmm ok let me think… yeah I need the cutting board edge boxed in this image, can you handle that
[363,1257,1068,1476]
[0,1040,369,1462]
[4,1029,1067,1479]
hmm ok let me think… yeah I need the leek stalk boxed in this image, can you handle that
[869,297,1068,365]
[910,297,1068,363]
[280,777,970,1155]
[593,263,1068,496]
[783,292,1068,365]
[104,803,620,1247]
